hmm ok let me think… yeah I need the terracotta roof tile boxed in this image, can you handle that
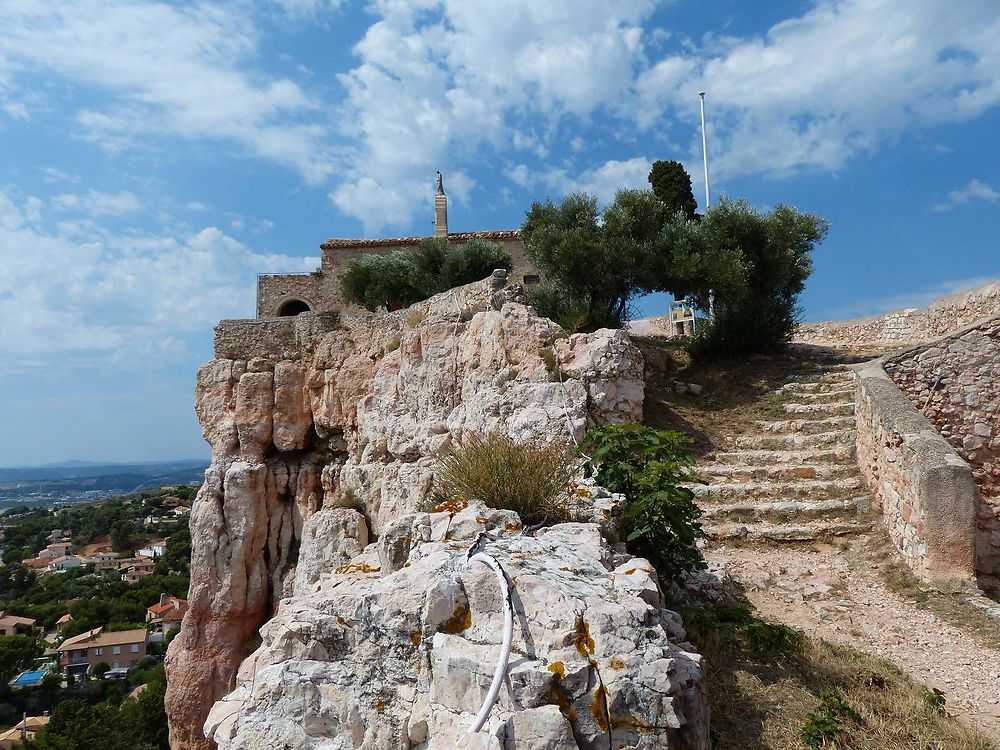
[0,613,36,627]
[58,627,147,651]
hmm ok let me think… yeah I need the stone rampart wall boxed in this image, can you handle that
[854,362,978,584]
[797,280,1000,348]
[255,272,339,317]
[884,318,1000,595]
[214,314,341,361]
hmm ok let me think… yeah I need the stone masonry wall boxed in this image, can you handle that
[257,232,535,317]
[255,272,340,317]
[796,280,1000,348]
[884,318,1000,596]
[214,314,341,361]
[854,362,978,585]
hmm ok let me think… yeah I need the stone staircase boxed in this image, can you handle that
[694,366,875,544]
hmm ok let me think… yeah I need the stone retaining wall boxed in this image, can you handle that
[798,280,1000,348]
[214,313,341,361]
[854,362,978,584]
[884,317,1000,595]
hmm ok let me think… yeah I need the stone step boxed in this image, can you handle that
[778,381,853,394]
[694,362,871,548]
[789,368,856,381]
[758,416,855,434]
[730,430,856,450]
[779,388,855,403]
[698,462,856,482]
[690,476,863,502]
[818,362,864,370]
[700,496,871,524]
[703,519,872,542]
[710,447,853,465]
[790,352,871,366]
[783,401,855,416]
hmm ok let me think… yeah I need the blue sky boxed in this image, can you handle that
[1,0,999,465]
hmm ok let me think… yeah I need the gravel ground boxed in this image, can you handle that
[708,538,1000,740]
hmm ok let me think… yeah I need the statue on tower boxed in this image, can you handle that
[435,170,445,195]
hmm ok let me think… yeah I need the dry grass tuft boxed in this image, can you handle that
[684,605,995,750]
[432,432,577,525]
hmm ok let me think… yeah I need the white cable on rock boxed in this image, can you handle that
[466,535,514,735]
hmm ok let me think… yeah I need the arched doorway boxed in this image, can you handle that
[277,299,312,317]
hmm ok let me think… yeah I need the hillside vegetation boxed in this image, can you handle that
[686,603,992,750]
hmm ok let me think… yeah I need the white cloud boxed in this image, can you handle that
[2,101,28,120]
[267,0,344,20]
[229,214,276,233]
[40,167,80,185]
[635,0,1000,179]
[565,157,652,204]
[505,157,652,206]
[0,186,317,373]
[52,190,143,217]
[505,164,532,189]
[4,0,1000,234]
[0,1,336,182]
[330,0,1000,230]
[930,178,1000,212]
[331,0,656,231]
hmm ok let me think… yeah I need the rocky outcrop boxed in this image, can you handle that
[204,501,709,750]
[166,273,649,749]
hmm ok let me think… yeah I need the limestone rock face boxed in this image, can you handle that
[166,275,648,749]
[556,328,645,426]
[292,507,369,596]
[205,502,708,750]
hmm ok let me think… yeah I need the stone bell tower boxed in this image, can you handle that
[434,170,448,238]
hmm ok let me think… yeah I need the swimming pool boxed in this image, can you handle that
[9,670,47,688]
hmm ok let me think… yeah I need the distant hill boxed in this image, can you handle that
[0,460,209,495]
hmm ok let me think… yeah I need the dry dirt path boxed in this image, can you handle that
[707,539,1000,740]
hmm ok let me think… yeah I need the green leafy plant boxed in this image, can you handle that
[413,238,513,296]
[682,199,829,356]
[521,191,661,331]
[339,251,423,311]
[581,423,704,580]
[925,687,947,714]
[340,239,512,311]
[801,690,863,748]
[432,433,577,525]
[744,619,804,656]
[801,711,845,748]
[648,159,698,220]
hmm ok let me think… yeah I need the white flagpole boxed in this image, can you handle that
[699,91,711,209]
[699,91,714,321]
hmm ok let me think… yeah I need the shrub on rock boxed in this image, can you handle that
[340,239,512,311]
[432,433,576,525]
